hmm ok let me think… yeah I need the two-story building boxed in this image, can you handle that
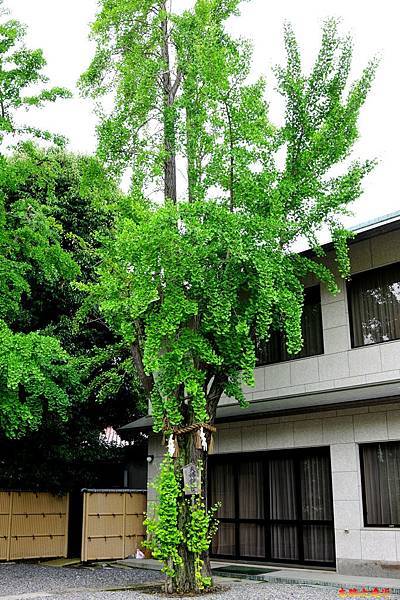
[121,210,400,578]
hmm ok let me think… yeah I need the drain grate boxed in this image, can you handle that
[212,565,278,576]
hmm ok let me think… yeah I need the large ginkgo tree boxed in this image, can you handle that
[80,0,377,592]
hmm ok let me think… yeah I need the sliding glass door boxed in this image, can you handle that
[209,447,335,566]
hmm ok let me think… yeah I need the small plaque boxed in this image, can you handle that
[182,463,201,495]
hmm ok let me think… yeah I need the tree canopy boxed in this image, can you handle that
[0,3,146,491]
[0,5,75,438]
[0,146,78,436]
[82,3,377,432]
[0,1,71,148]
[0,144,145,490]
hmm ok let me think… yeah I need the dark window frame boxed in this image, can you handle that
[256,285,324,366]
[347,262,400,349]
[208,447,335,567]
[360,441,400,528]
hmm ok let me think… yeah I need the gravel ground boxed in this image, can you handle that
[29,581,400,600]
[29,583,337,600]
[1,564,400,600]
[0,562,160,596]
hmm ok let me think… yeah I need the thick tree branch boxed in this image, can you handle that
[160,8,177,203]
[207,372,228,422]
[130,321,155,397]
[223,99,235,211]
[171,69,182,99]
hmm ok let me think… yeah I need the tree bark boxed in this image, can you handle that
[223,100,235,212]
[166,420,212,594]
[131,320,154,396]
[160,9,178,204]
[131,342,154,397]
[164,379,226,594]
[186,106,197,204]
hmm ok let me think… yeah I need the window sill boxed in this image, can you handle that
[257,352,325,368]
[350,337,400,351]
[361,526,400,531]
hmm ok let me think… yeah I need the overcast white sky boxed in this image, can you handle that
[11,0,400,227]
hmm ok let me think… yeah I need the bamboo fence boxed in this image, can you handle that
[0,491,69,561]
[81,489,146,561]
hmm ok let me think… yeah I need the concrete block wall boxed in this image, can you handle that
[220,229,400,407]
[211,400,400,577]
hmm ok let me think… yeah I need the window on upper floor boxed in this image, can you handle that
[360,442,400,527]
[347,262,400,348]
[256,285,324,366]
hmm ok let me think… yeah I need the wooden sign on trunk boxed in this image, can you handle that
[182,463,201,496]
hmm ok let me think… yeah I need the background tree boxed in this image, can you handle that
[0,148,78,437]
[0,1,71,148]
[0,1,146,492]
[0,2,75,439]
[81,0,377,593]
[0,143,146,488]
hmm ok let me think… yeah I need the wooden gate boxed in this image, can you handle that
[81,489,146,562]
[0,491,69,561]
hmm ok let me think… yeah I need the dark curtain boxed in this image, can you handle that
[238,461,265,557]
[362,442,400,525]
[210,450,334,563]
[256,286,323,365]
[239,461,264,519]
[211,522,235,556]
[269,457,297,519]
[301,454,334,562]
[240,524,265,558]
[269,457,298,560]
[209,462,235,519]
[301,454,333,521]
[303,525,335,562]
[271,524,299,560]
[210,462,236,556]
[348,263,400,347]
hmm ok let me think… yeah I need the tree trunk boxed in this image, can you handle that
[186,107,196,204]
[163,376,227,593]
[166,416,213,594]
[160,9,178,204]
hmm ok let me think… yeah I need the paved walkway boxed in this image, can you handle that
[259,567,400,592]
[122,558,400,594]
